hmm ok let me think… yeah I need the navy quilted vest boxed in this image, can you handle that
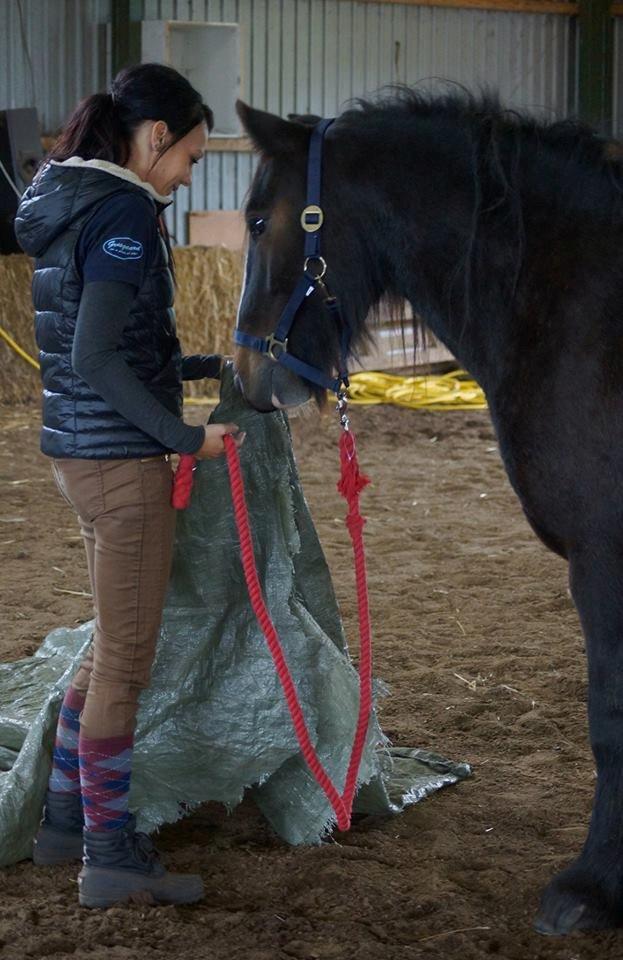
[14,161,181,459]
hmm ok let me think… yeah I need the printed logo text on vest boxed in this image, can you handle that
[103,237,144,260]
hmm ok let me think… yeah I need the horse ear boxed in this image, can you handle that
[236,101,309,156]
[287,112,322,127]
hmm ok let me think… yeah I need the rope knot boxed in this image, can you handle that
[337,431,370,504]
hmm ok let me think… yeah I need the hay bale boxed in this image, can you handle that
[0,247,243,406]
[0,255,39,405]
[173,246,243,399]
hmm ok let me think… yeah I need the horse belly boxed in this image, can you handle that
[489,378,623,559]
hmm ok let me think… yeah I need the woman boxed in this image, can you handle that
[15,62,243,908]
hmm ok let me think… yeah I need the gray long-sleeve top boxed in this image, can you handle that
[72,280,219,454]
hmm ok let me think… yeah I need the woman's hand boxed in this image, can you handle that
[219,355,233,377]
[194,423,245,460]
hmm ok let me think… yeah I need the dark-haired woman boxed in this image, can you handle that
[15,63,244,908]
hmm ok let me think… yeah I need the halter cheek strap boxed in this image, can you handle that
[234,118,351,395]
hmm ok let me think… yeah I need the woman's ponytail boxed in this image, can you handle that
[47,92,123,164]
[43,64,213,169]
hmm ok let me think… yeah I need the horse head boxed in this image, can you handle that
[233,101,386,412]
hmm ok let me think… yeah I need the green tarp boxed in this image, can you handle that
[0,370,469,865]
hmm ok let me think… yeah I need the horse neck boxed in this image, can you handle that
[347,118,533,388]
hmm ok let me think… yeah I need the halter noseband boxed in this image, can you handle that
[234,118,351,395]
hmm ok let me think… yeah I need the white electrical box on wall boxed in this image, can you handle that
[141,21,241,137]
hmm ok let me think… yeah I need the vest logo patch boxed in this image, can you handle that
[103,237,144,260]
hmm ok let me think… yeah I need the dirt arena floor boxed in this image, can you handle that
[0,398,620,959]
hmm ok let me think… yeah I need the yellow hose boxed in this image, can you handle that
[0,326,40,370]
[343,369,486,410]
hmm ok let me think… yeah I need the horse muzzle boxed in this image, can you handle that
[234,349,312,412]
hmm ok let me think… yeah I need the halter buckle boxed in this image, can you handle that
[301,205,324,232]
[265,333,288,361]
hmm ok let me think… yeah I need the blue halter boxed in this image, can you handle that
[234,118,351,395]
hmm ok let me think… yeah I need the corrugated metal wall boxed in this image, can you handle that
[0,0,111,133]
[1,1,620,242]
[140,0,576,242]
[142,0,573,113]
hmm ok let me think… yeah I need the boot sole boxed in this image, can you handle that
[78,866,204,909]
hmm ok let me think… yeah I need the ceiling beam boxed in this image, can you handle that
[578,0,614,134]
[111,0,141,77]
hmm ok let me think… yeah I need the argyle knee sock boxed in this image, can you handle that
[48,686,85,794]
[79,733,133,831]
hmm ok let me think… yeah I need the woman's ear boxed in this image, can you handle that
[151,120,169,151]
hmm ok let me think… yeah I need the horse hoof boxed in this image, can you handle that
[534,900,587,936]
[534,871,620,935]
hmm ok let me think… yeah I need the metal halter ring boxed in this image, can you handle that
[336,388,350,432]
[265,333,288,361]
[304,255,327,281]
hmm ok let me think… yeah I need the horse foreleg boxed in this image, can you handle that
[536,547,623,934]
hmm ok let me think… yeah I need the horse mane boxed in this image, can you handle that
[333,86,623,354]
[339,85,622,194]
[244,89,623,377]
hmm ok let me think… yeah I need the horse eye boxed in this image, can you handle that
[249,217,266,238]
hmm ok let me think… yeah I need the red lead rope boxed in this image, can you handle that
[171,453,196,509]
[172,430,373,831]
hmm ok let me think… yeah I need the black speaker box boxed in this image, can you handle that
[0,108,43,254]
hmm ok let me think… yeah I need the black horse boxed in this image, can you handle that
[232,88,623,935]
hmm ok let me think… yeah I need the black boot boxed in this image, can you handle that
[78,815,204,908]
[33,790,84,866]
